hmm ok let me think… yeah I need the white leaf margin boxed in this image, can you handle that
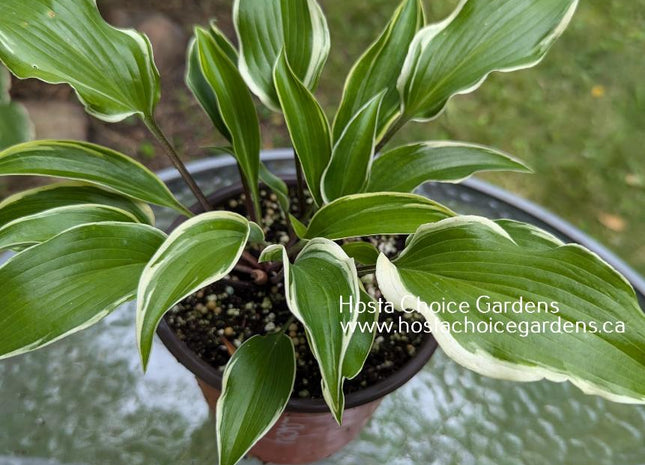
[0,203,140,250]
[260,239,361,422]
[136,211,255,367]
[216,333,296,465]
[321,91,385,204]
[233,0,330,111]
[0,181,156,226]
[397,0,580,122]
[0,221,166,360]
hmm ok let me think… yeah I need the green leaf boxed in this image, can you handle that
[233,0,330,110]
[0,182,155,227]
[259,162,290,215]
[0,101,33,151]
[0,66,9,104]
[186,22,238,142]
[366,141,531,192]
[333,0,424,141]
[342,289,378,380]
[376,216,645,404]
[274,51,331,206]
[322,92,385,202]
[341,241,380,266]
[0,0,160,122]
[137,211,257,369]
[0,222,165,359]
[0,66,33,150]
[0,204,140,251]
[195,27,261,217]
[398,0,578,121]
[259,241,360,423]
[289,214,308,239]
[0,140,190,215]
[304,192,455,240]
[187,40,230,142]
[217,332,296,465]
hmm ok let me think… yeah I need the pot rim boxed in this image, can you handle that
[157,178,439,413]
[156,149,645,297]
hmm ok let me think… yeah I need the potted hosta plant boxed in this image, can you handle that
[1,0,644,464]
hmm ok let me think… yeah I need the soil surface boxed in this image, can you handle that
[166,187,429,400]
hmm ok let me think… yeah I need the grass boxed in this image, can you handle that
[312,0,645,274]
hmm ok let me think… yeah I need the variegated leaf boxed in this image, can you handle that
[303,192,454,240]
[217,333,296,465]
[0,140,190,215]
[0,222,165,359]
[333,0,424,140]
[234,0,330,110]
[366,141,531,192]
[0,182,155,227]
[376,216,645,404]
[0,204,139,250]
[398,0,578,121]
[274,51,331,205]
[322,92,384,202]
[0,0,160,122]
[259,240,360,423]
[137,211,259,369]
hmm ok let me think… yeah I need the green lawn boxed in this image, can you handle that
[311,0,645,274]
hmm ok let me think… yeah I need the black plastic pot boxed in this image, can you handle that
[157,179,439,464]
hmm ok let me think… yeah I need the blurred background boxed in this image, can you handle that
[2,0,644,273]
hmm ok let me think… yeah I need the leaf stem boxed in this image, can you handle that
[238,163,260,223]
[278,315,296,335]
[294,154,306,215]
[144,117,211,212]
[357,265,376,276]
[375,114,409,154]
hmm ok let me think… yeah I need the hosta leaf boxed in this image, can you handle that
[0,182,154,227]
[376,216,645,403]
[0,66,33,150]
[195,27,261,216]
[322,93,385,202]
[259,240,360,423]
[186,23,238,142]
[259,162,290,215]
[341,241,380,266]
[233,0,330,110]
[0,66,9,104]
[186,40,229,142]
[0,101,33,151]
[0,0,160,122]
[217,333,296,465]
[342,289,378,380]
[366,141,531,192]
[274,51,331,205]
[279,0,329,90]
[398,0,578,121]
[0,222,165,359]
[0,140,190,215]
[137,212,257,369]
[0,204,139,251]
[304,193,455,240]
[333,0,424,141]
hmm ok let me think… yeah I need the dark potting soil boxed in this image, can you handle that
[165,187,428,400]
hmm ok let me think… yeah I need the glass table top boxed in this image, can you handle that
[2,152,644,465]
